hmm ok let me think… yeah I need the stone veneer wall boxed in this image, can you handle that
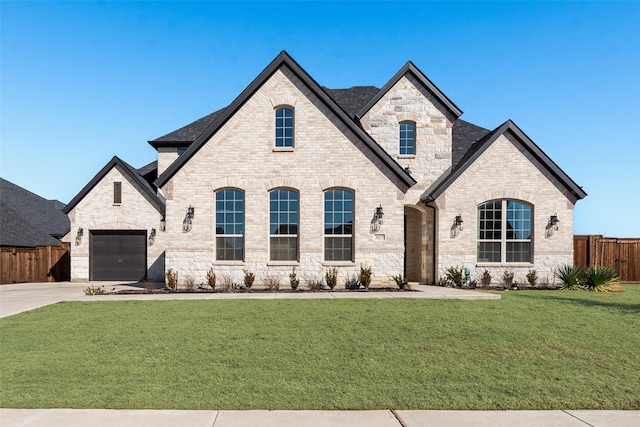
[159,66,409,286]
[431,132,578,285]
[68,166,165,281]
[359,74,455,206]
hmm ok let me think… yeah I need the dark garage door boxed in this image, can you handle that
[90,230,147,281]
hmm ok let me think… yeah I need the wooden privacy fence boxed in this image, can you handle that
[574,235,640,283]
[0,243,70,284]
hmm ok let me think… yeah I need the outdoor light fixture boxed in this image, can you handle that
[546,214,560,238]
[455,215,464,232]
[75,228,83,246]
[183,205,194,233]
[375,205,385,225]
[149,228,156,245]
[160,216,166,232]
[370,205,385,233]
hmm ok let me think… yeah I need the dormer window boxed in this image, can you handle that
[275,107,294,148]
[399,121,415,155]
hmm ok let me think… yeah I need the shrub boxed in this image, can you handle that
[220,274,233,292]
[358,264,372,290]
[325,267,338,290]
[206,267,216,290]
[556,265,583,290]
[304,276,324,291]
[443,266,470,287]
[184,276,196,291]
[84,285,106,295]
[583,266,619,292]
[165,269,177,290]
[526,269,538,287]
[480,269,492,287]
[392,274,409,290]
[345,274,360,290]
[243,270,255,289]
[263,274,281,291]
[502,271,514,288]
[289,267,299,290]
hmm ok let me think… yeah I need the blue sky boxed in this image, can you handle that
[1,1,639,236]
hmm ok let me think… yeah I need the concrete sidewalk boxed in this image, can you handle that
[1,408,637,426]
[0,281,499,318]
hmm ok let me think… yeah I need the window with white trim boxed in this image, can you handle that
[215,189,244,261]
[477,200,532,263]
[399,121,415,155]
[324,188,354,262]
[275,107,294,148]
[269,188,299,261]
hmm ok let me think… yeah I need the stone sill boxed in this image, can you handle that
[272,147,295,152]
[322,262,356,267]
[266,262,300,267]
[476,263,535,268]
[212,261,245,266]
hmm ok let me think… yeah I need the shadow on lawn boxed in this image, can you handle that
[514,293,640,315]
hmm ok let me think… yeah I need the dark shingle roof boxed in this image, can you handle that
[452,119,491,169]
[149,109,226,147]
[0,178,69,247]
[324,86,380,118]
[63,156,165,215]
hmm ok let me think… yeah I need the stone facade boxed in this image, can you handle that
[160,67,408,285]
[64,52,584,286]
[66,165,165,281]
[431,132,578,285]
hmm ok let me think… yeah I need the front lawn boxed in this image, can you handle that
[1,286,638,410]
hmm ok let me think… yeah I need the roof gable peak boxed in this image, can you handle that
[356,60,463,119]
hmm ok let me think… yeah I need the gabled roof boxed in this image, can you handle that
[356,61,463,120]
[155,51,416,189]
[0,178,69,247]
[323,86,380,118]
[422,120,587,203]
[63,156,165,215]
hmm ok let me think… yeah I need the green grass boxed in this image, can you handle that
[1,286,639,410]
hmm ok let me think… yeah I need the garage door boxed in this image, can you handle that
[90,230,146,281]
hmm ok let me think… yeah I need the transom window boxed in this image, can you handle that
[477,200,532,263]
[324,189,354,262]
[270,189,299,261]
[275,107,294,148]
[399,121,415,155]
[215,189,244,261]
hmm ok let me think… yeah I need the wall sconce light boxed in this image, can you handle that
[183,205,194,233]
[375,205,385,225]
[149,228,156,245]
[451,215,464,238]
[75,228,83,246]
[455,215,464,232]
[546,213,560,238]
[160,216,166,232]
[370,205,385,233]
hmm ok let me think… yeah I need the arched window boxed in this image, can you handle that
[215,189,244,261]
[477,200,533,263]
[270,188,299,261]
[275,107,294,148]
[399,121,415,155]
[324,188,354,262]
